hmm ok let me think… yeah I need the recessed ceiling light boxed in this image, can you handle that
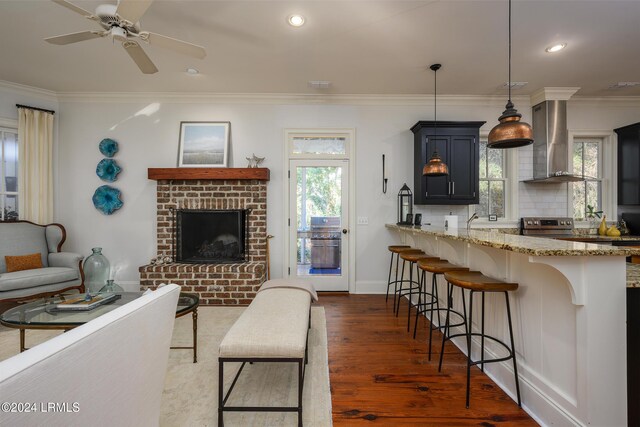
[288,15,305,27]
[545,43,567,53]
[186,68,199,75]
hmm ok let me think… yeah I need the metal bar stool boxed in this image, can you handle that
[411,257,443,339]
[388,247,424,311]
[386,245,411,303]
[416,259,469,360]
[396,250,431,328]
[397,253,441,332]
[442,270,521,409]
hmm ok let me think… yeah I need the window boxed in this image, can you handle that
[0,127,18,221]
[288,131,350,159]
[476,140,506,218]
[572,138,602,220]
[292,136,346,156]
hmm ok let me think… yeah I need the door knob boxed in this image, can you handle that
[342,229,348,234]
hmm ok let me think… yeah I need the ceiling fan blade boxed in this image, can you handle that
[116,0,154,23]
[45,31,105,45]
[142,32,206,59]
[50,0,94,17]
[123,41,158,74]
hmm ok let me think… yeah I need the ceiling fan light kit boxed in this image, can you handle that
[488,0,534,149]
[46,0,207,74]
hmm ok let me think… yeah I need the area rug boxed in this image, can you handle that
[0,306,332,427]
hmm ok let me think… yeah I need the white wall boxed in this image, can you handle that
[2,82,639,292]
[54,96,523,290]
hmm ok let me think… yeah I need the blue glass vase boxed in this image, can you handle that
[84,248,110,293]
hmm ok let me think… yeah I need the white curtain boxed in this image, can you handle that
[17,107,54,224]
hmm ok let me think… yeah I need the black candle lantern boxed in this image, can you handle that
[397,183,413,225]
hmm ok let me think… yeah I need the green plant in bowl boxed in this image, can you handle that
[586,205,603,219]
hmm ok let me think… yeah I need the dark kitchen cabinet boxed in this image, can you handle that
[616,122,640,205]
[411,121,485,205]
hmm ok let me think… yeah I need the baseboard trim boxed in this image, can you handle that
[318,291,349,297]
[353,280,388,294]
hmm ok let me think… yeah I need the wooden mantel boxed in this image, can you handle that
[147,168,270,181]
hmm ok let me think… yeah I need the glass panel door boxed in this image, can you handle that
[289,159,349,291]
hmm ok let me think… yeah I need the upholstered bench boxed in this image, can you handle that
[218,280,316,427]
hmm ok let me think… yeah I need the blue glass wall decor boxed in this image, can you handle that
[99,138,119,157]
[92,185,123,215]
[96,158,122,182]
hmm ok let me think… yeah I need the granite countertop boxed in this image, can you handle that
[386,224,640,257]
[627,263,640,288]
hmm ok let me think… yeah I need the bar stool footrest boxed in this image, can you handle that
[397,284,421,296]
[432,309,466,330]
[413,293,439,312]
[447,332,516,366]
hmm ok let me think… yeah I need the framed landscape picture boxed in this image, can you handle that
[178,121,230,167]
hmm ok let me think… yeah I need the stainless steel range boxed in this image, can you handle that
[520,217,574,238]
[520,217,640,246]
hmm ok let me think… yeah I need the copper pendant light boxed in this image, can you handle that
[423,63,449,176]
[487,0,533,149]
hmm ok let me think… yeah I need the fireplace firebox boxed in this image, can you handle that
[175,209,248,264]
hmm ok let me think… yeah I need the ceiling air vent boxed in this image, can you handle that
[609,82,640,90]
[308,81,331,89]
[501,82,528,90]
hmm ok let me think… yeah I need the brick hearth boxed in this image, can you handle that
[140,170,269,305]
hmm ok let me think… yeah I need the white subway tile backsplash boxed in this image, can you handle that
[518,148,569,217]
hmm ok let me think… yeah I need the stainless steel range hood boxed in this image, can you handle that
[523,100,585,183]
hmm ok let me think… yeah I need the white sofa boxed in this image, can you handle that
[0,284,180,427]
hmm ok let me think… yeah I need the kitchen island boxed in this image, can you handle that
[387,224,638,427]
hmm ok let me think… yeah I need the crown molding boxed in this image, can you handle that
[0,80,58,102]
[2,79,640,108]
[530,87,581,105]
[56,91,535,107]
[569,96,640,107]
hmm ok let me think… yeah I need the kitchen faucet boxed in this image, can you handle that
[467,213,479,232]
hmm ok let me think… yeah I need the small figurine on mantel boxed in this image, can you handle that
[246,153,265,168]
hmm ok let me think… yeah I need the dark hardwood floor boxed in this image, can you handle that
[318,295,537,426]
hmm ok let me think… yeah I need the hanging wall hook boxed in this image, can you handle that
[382,154,388,194]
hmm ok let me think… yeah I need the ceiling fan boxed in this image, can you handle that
[45,0,206,74]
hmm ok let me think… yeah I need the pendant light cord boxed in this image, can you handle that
[508,0,512,104]
[434,66,437,139]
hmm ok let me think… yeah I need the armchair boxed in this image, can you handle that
[0,220,84,302]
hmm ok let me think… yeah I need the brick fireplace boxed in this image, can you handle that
[139,168,269,305]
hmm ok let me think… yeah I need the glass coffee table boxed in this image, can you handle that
[0,292,199,363]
